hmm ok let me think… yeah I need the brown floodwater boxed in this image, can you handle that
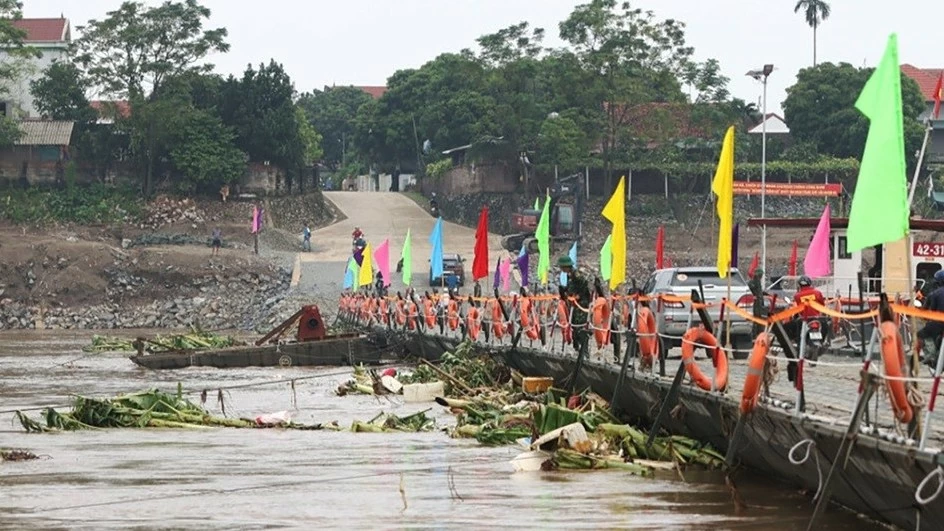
[0,331,884,530]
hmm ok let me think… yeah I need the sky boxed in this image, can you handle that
[23,0,944,113]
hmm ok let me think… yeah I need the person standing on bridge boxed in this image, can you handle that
[558,256,591,354]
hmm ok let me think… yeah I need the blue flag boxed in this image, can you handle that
[343,258,355,289]
[560,241,577,287]
[429,218,444,279]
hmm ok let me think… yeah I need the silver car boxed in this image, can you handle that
[642,266,754,357]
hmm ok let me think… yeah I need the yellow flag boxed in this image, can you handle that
[601,176,626,290]
[358,243,373,286]
[711,126,735,278]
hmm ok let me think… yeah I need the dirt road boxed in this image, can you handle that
[296,192,507,293]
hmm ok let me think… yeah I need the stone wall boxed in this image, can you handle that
[422,162,519,196]
[0,146,67,186]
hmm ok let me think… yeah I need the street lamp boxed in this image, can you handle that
[746,64,774,283]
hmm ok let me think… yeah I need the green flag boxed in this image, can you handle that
[847,33,909,251]
[401,228,412,285]
[533,197,539,210]
[347,255,360,282]
[600,234,612,281]
[535,191,551,284]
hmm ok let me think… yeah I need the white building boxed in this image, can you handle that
[0,17,71,119]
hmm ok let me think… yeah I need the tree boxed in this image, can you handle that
[794,0,831,66]
[296,105,324,167]
[0,0,38,146]
[29,62,97,123]
[558,0,694,193]
[536,115,587,171]
[169,109,246,191]
[297,86,371,169]
[783,62,925,162]
[74,0,229,193]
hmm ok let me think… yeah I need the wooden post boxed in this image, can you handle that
[627,169,632,202]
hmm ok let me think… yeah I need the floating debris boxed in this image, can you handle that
[351,409,436,433]
[84,326,245,353]
[1,449,39,462]
[14,388,324,432]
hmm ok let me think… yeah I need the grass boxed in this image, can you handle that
[0,184,142,224]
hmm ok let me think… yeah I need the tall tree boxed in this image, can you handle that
[74,0,229,194]
[783,62,924,161]
[297,86,371,169]
[29,62,97,123]
[0,0,39,146]
[559,0,693,193]
[793,0,831,66]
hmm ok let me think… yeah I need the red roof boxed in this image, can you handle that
[10,18,69,42]
[356,86,387,99]
[901,64,944,102]
[91,100,131,119]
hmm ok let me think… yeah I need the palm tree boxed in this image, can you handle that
[794,0,831,66]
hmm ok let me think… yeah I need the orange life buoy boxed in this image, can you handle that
[556,300,572,344]
[520,297,540,341]
[880,321,913,424]
[406,301,419,330]
[447,299,459,331]
[636,306,659,366]
[423,298,436,328]
[740,332,771,414]
[591,297,611,348]
[491,299,505,339]
[680,327,728,392]
[466,306,481,341]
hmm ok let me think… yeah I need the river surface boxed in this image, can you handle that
[0,331,882,530]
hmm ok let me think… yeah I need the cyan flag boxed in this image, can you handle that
[429,218,444,279]
[343,258,355,289]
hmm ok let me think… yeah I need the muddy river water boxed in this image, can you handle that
[0,331,881,530]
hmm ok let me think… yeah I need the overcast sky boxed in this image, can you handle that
[23,1,943,113]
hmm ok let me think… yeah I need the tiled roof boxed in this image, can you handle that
[901,64,944,102]
[355,86,388,99]
[15,120,74,146]
[10,18,69,43]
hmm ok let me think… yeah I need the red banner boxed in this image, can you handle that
[732,182,841,197]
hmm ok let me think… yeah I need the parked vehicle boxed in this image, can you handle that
[429,253,465,287]
[642,266,754,357]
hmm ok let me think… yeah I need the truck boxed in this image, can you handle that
[501,173,584,253]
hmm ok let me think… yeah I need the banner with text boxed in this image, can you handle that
[732,182,841,197]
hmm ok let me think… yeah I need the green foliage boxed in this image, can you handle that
[0,184,142,224]
[169,109,246,190]
[0,115,21,148]
[29,62,97,122]
[297,86,371,168]
[296,105,324,166]
[783,62,925,161]
[425,159,453,179]
[219,61,313,171]
[536,116,586,169]
[74,0,229,99]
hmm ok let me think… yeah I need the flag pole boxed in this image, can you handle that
[907,120,933,207]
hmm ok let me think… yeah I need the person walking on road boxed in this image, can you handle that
[302,224,312,252]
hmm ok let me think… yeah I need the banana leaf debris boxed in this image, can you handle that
[84,326,245,353]
[337,341,725,475]
[14,388,325,432]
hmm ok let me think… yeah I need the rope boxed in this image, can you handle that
[788,439,823,502]
[915,466,944,506]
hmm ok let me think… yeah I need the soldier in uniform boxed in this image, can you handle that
[558,256,591,353]
[747,268,766,337]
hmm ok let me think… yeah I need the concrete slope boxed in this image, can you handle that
[296,191,508,292]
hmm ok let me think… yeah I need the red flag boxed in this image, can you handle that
[471,206,489,280]
[934,72,943,120]
[788,239,798,276]
[747,252,760,277]
[655,225,665,269]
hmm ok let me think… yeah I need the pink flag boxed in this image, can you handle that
[251,205,263,234]
[374,239,390,286]
[499,258,511,291]
[804,205,832,278]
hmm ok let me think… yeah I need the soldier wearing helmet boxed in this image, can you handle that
[918,270,944,365]
[558,255,591,352]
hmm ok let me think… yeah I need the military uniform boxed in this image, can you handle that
[560,261,592,353]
